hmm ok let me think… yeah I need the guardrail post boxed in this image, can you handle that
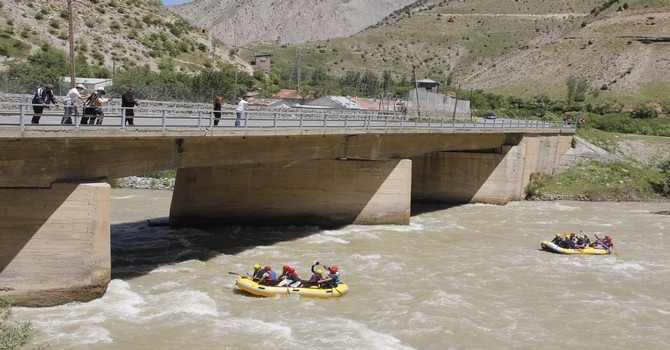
[19,105,25,127]
[273,112,278,128]
[161,110,167,129]
[121,108,126,130]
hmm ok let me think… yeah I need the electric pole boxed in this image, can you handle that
[68,0,76,88]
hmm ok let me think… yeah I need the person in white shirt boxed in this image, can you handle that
[235,95,249,127]
[61,84,87,125]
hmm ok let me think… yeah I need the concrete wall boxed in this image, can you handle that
[170,159,412,228]
[412,134,573,204]
[0,183,110,306]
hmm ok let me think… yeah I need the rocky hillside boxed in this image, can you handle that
[1,0,668,104]
[0,0,249,77]
[169,0,417,46]
[171,0,670,103]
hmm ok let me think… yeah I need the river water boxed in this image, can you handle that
[14,189,670,349]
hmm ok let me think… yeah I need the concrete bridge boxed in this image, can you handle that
[0,107,574,306]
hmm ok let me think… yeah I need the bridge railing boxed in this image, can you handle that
[0,102,573,130]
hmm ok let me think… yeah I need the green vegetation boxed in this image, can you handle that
[528,160,667,201]
[0,299,44,350]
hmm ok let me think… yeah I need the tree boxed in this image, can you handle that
[575,78,589,102]
[565,76,577,103]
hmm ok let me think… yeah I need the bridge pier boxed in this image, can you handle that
[0,183,110,306]
[412,134,573,204]
[170,159,412,228]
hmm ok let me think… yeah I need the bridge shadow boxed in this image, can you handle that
[110,203,461,280]
[410,203,462,216]
[110,218,324,279]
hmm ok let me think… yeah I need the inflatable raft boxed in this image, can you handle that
[540,240,611,255]
[235,276,349,298]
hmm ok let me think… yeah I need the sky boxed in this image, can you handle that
[161,0,192,6]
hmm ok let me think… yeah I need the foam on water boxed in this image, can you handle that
[14,194,670,349]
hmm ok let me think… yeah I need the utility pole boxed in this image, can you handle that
[452,83,461,120]
[68,0,76,88]
[413,66,420,117]
[290,48,302,91]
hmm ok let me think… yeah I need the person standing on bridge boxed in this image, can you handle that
[61,84,87,125]
[235,95,249,127]
[121,88,138,126]
[213,95,222,126]
[82,87,111,125]
[31,84,58,124]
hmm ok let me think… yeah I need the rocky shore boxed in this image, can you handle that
[114,176,175,191]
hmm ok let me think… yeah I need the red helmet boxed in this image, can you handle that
[605,235,611,240]
[570,232,576,236]
[282,265,290,271]
[264,265,271,271]
[329,266,338,273]
[288,267,295,273]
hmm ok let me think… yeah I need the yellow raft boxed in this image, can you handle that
[540,240,611,255]
[235,276,349,298]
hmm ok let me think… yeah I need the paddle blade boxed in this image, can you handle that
[228,272,240,275]
[614,251,621,257]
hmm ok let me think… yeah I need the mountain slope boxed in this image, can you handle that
[0,0,248,76]
[172,0,670,103]
[169,0,417,46]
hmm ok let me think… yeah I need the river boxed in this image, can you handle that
[14,189,670,349]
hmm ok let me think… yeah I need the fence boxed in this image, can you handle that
[0,100,572,131]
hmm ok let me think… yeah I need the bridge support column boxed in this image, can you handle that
[412,134,572,204]
[170,159,412,228]
[0,183,110,306]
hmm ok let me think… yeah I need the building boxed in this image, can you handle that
[415,79,440,93]
[62,77,112,92]
[251,54,272,73]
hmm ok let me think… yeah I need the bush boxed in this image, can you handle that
[0,299,38,349]
[631,105,658,119]
[651,158,670,195]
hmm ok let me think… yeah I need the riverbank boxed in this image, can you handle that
[113,176,175,191]
[527,133,670,202]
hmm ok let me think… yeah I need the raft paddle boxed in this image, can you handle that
[228,272,240,276]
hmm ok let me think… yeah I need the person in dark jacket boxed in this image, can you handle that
[212,96,222,126]
[251,264,264,281]
[121,88,138,126]
[551,233,563,245]
[31,84,58,124]
[302,264,324,287]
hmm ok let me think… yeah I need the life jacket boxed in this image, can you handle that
[327,273,340,285]
[286,272,299,282]
[266,270,277,281]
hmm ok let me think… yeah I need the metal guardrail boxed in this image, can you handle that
[0,102,573,131]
